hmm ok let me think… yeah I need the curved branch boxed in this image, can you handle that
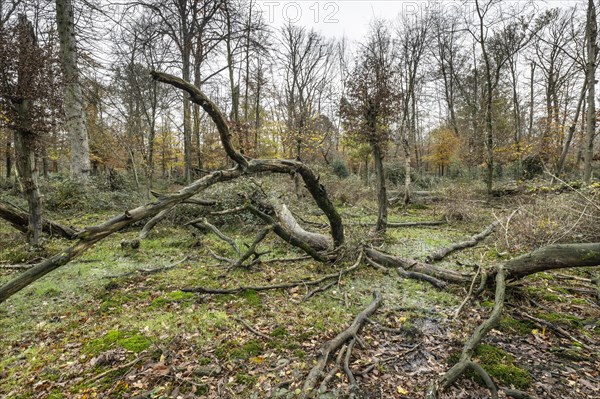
[151,71,248,168]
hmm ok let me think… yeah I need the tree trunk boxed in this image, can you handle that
[5,137,11,178]
[55,0,91,182]
[584,0,597,183]
[555,80,587,179]
[371,141,387,234]
[403,138,411,205]
[13,129,42,247]
[503,243,600,280]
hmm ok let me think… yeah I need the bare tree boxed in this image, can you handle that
[55,0,91,181]
[342,21,397,233]
[584,0,597,183]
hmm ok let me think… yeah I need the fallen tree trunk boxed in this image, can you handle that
[425,221,498,263]
[0,168,242,304]
[0,200,78,239]
[503,243,600,280]
[364,247,469,284]
[302,290,382,396]
[277,204,332,251]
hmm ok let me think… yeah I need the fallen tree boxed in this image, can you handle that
[0,200,78,239]
[0,71,345,304]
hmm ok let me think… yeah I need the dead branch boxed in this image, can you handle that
[210,205,247,216]
[182,253,363,295]
[181,198,218,206]
[513,310,592,350]
[364,247,469,284]
[302,290,382,396]
[425,221,498,263]
[396,267,448,289]
[453,267,481,320]
[302,280,337,302]
[0,199,78,239]
[365,255,446,288]
[188,218,241,256]
[425,268,507,399]
[232,227,272,268]
[0,263,34,270]
[233,316,272,340]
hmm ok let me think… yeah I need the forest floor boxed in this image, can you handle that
[0,177,599,399]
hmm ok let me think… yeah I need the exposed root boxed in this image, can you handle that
[302,290,382,396]
[425,221,498,263]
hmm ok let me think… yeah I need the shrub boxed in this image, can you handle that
[331,159,350,179]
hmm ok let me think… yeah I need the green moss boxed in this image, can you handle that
[47,390,65,399]
[485,364,531,389]
[216,340,263,360]
[294,349,306,360]
[538,312,584,329]
[448,345,531,389]
[150,291,195,308]
[99,292,136,313]
[499,317,535,335]
[238,289,262,308]
[270,326,288,338]
[85,330,151,354]
[235,373,257,386]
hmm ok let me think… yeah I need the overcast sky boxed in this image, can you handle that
[256,0,584,42]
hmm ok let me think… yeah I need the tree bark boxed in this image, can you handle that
[584,0,597,183]
[55,0,91,182]
[371,141,387,234]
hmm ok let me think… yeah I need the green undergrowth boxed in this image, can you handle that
[85,329,152,354]
[448,344,531,389]
[1,195,594,398]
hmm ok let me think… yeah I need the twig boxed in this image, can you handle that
[302,281,338,302]
[453,266,481,321]
[183,253,363,295]
[234,316,272,340]
[88,355,144,383]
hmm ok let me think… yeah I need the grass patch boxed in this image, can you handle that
[85,330,151,354]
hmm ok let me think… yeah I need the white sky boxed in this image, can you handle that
[256,0,583,43]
